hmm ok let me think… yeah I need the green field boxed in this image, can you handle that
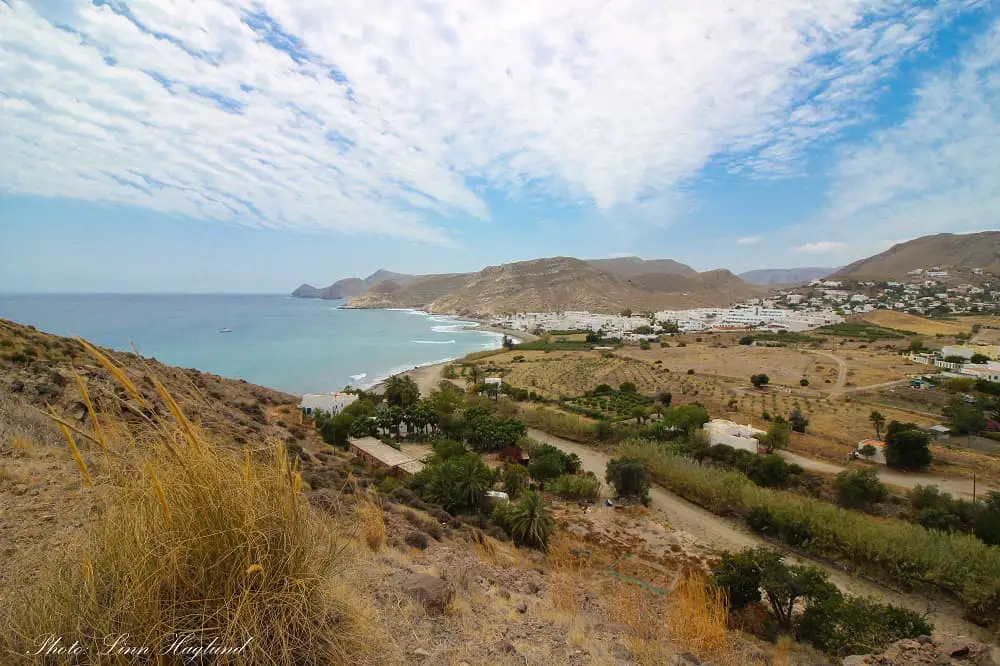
[816,323,906,340]
[565,390,652,420]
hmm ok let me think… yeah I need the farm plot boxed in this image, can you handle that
[565,390,653,420]
[616,344,827,387]
[861,310,970,337]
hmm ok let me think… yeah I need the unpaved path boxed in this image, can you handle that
[526,428,990,638]
[806,349,848,393]
[780,451,996,499]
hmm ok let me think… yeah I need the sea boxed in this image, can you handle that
[0,294,505,395]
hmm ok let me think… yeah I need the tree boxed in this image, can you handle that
[799,378,810,387]
[788,407,809,434]
[630,404,648,425]
[869,411,886,441]
[319,411,355,448]
[663,403,710,433]
[944,355,968,364]
[507,490,554,551]
[464,365,485,390]
[656,391,672,407]
[944,396,987,435]
[528,451,565,489]
[384,375,420,408]
[619,381,637,393]
[502,335,516,350]
[751,373,770,388]
[757,419,791,453]
[834,469,888,511]
[859,443,877,459]
[908,339,924,353]
[884,421,932,470]
[620,309,632,318]
[420,453,494,514]
[739,335,755,346]
[605,457,651,504]
[639,340,651,350]
[501,463,530,499]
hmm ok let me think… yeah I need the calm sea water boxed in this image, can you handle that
[0,294,503,394]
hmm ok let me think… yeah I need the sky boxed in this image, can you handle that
[1,0,998,293]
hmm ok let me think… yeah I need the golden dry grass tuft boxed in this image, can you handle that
[1,346,387,665]
[611,576,766,666]
[358,492,387,552]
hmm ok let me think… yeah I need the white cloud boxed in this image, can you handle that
[0,0,986,244]
[817,14,1000,241]
[737,236,761,245]
[795,241,848,254]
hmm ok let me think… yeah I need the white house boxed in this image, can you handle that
[856,439,887,465]
[703,419,765,454]
[300,392,358,417]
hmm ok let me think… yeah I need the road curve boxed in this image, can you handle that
[526,427,988,638]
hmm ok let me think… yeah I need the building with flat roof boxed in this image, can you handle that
[703,419,765,454]
[300,392,358,417]
[349,437,425,477]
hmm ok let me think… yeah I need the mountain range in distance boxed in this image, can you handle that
[291,232,1000,316]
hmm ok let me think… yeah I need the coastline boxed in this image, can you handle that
[367,316,536,395]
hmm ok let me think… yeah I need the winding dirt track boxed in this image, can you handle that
[526,427,990,638]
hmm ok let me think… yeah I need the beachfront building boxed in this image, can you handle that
[703,419,765,454]
[300,392,358,417]
[348,437,425,478]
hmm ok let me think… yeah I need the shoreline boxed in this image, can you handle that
[366,316,535,395]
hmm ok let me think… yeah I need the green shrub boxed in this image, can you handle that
[501,463,529,498]
[884,421,932,470]
[550,474,600,501]
[505,490,554,551]
[605,457,651,504]
[834,469,888,511]
[797,595,932,657]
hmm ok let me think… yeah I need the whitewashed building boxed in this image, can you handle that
[703,419,765,454]
[300,392,358,417]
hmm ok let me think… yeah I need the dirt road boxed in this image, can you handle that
[526,427,989,638]
[806,349,848,393]
[780,450,996,499]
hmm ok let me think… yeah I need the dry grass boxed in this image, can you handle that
[861,310,969,337]
[611,576,765,666]
[1,347,387,665]
[358,492,387,551]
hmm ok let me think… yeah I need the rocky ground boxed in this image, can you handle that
[845,635,1000,665]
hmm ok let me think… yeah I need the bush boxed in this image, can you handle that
[605,457,651,504]
[884,421,932,470]
[739,335,754,346]
[714,548,931,657]
[835,469,888,511]
[501,463,530,498]
[404,531,430,550]
[550,474,600,501]
[788,407,808,433]
[797,595,932,657]
[750,373,770,388]
[799,378,810,387]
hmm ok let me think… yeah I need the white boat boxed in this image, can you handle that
[218,327,232,333]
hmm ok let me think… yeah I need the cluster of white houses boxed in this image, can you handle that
[489,304,844,337]
[909,345,1000,383]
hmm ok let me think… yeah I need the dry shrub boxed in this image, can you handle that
[611,577,765,666]
[665,575,729,658]
[1,345,386,665]
[357,493,387,551]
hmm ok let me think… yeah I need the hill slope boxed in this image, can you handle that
[739,267,834,285]
[834,232,1000,279]
[586,256,697,278]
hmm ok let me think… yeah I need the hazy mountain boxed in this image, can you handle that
[291,269,415,300]
[739,267,835,285]
[833,232,1000,279]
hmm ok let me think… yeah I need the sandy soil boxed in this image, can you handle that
[525,428,990,640]
[861,311,971,337]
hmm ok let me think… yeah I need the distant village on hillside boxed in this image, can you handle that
[488,264,998,339]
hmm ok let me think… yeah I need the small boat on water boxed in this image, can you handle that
[218,327,232,333]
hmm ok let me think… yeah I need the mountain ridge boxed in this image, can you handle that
[833,232,1000,279]
[739,267,835,286]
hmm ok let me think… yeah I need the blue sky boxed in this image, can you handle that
[1,0,998,293]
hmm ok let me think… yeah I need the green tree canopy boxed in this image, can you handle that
[605,457,651,503]
[383,375,421,408]
[884,421,932,470]
[835,469,888,511]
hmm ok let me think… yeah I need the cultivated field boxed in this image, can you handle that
[861,310,970,336]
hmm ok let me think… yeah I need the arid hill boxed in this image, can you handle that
[738,267,834,286]
[585,256,697,278]
[292,269,416,300]
[834,231,1000,280]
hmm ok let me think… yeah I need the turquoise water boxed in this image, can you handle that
[0,294,503,394]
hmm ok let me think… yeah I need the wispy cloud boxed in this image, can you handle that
[817,14,1000,242]
[737,236,761,245]
[0,0,986,244]
[795,241,848,254]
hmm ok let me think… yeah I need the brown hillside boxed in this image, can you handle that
[586,256,697,278]
[344,273,475,309]
[834,231,1000,279]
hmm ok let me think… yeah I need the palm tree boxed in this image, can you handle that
[508,490,555,551]
[869,410,886,441]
